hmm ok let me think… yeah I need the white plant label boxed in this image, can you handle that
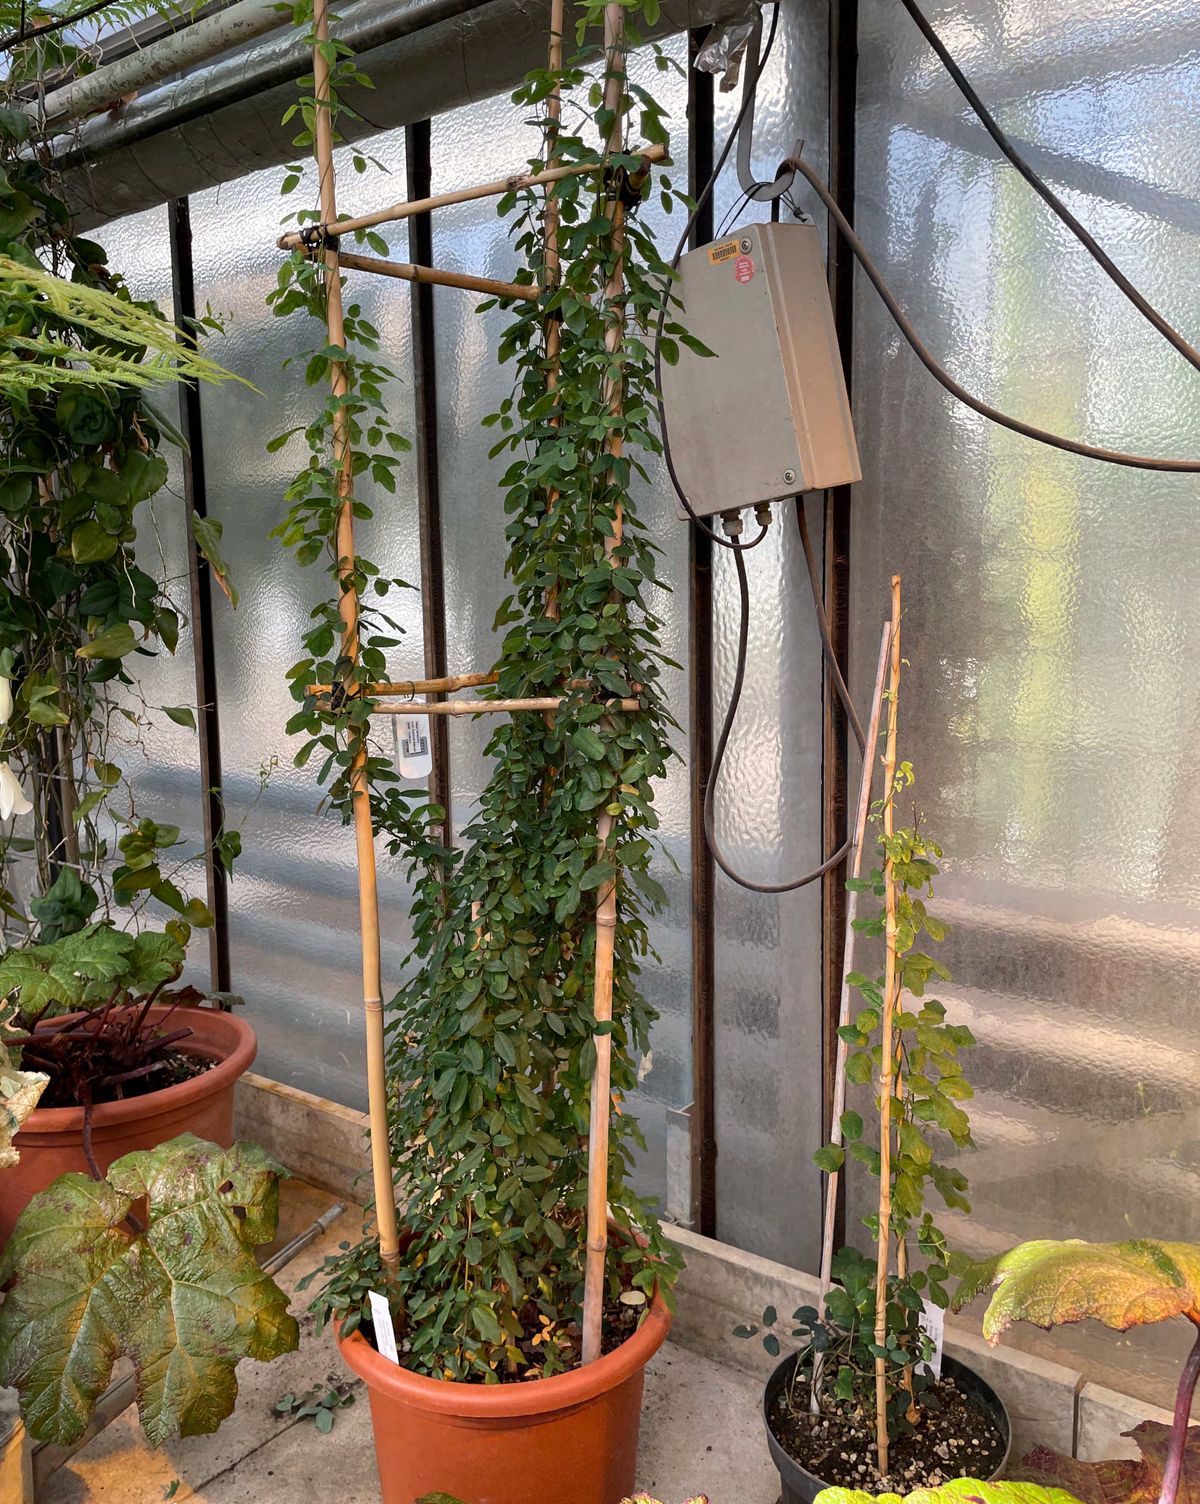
[368,1290,400,1365]
[396,716,433,780]
[919,1299,945,1379]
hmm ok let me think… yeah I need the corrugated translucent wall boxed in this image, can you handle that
[849,0,1200,1398]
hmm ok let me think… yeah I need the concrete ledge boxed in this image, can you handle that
[0,1389,32,1504]
[1076,1382,1189,1462]
[234,1073,370,1205]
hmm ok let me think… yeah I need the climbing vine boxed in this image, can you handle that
[287,1,693,1379]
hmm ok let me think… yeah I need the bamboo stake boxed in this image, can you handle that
[310,0,400,1273]
[327,247,538,302]
[811,619,891,1414]
[874,576,902,1475]
[366,696,640,717]
[581,0,629,1370]
[307,671,497,697]
[542,0,565,625]
[276,143,667,247]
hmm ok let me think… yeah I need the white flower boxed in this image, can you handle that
[0,678,11,727]
[0,762,31,820]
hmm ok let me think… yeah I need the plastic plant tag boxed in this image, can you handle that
[919,1299,945,1379]
[396,716,433,780]
[368,1291,400,1365]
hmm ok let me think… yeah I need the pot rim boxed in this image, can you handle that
[17,1002,257,1134]
[337,1281,671,1419]
[762,1347,1012,1491]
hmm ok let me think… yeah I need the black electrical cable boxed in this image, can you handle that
[796,500,864,753]
[703,537,857,893]
[896,0,1200,378]
[792,156,1200,473]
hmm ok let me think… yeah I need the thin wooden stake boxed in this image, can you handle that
[581,0,629,1370]
[366,696,640,717]
[328,247,537,302]
[811,619,891,1414]
[542,0,564,625]
[307,671,497,697]
[310,0,400,1273]
[874,576,902,1474]
[276,144,667,247]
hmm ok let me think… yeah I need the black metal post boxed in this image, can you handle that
[687,28,718,1239]
[821,0,859,1258]
[404,120,453,842]
[168,196,231,994]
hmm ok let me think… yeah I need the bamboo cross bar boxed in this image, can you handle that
[276,143,667,248]
[309,0,401,1275]
[326,248,538,303]
[367,696,640,716]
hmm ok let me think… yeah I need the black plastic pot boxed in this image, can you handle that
[763,1351,1012,1504]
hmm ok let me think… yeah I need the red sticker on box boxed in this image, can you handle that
[734,254,755,284]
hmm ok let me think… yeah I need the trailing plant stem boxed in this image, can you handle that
[309,0,399,1271]
[1160,1317,1200,1504]
[875,577,902,1474]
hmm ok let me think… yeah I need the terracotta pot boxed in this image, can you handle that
[337,1280,672,1504]
[1,1003,256,1245]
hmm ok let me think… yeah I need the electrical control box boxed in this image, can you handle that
[659,221,861,520]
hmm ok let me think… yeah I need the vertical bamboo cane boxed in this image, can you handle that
[543,0,563,627]
[310,0,400,1272]
[581,0,628,1368]
[811,620,891,1414]
[874,575,902,1474]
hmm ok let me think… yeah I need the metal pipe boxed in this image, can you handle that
[24,0,286,129]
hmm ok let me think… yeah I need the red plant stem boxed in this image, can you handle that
[79,1085,103,1182]
[1160,1318,1200,1504]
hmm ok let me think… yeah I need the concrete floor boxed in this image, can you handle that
[38,1184,779,1504]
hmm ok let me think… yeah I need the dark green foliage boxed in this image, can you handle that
[282,1,684,1378]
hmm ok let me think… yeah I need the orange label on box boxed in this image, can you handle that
[707,238,740,265]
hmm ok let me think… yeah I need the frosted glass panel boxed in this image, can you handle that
[191,137,422,1108]
[430,38,694,1205]
[710,0,830,1270]
[87,207,209,978]
[849,0,1200,1403]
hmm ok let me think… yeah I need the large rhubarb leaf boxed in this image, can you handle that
[1016,1422,1200,1504]
[0,1133,299,1445]
[953,1240,1200,1338]
[0,924,184,1017]
[816,1482,1083,1504]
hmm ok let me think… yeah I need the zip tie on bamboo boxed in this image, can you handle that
[309,0,400,1275]
[874,575,903,1476]
[275,143,667,248]
[308,246,538,303]
[581,0,629,1371]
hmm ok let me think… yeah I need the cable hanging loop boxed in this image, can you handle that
[735,3,800,205]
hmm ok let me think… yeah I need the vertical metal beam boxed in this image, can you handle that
[687,27,717,1239]
[168,196,231,993]
[820,0,859,1256]
[404,119,453,841]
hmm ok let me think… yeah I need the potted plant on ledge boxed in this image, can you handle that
[273,0,683,1499]
[743,601,1009,1502]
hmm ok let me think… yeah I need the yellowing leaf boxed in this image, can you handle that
[954,1239,1200,1339]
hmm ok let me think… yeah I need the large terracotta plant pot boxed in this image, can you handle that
[0,1004,256,1244]
[337,1285,672,1504]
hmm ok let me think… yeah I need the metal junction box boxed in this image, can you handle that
[659,221,861,520]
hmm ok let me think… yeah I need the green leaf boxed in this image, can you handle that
[0,923,135,1013]
[0,1134,298,1446]
[813,1145,845,1173]
[953,1239,1200,1340]
[76,622,137,661]
[70,521,119,565]
[570,726,605,761]
[813,1482,1083,1504]
[163,706,197,730]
